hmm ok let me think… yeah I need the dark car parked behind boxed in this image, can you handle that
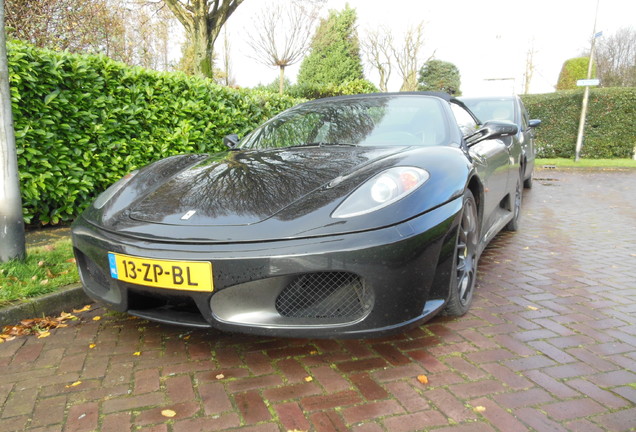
[460,95,540,188]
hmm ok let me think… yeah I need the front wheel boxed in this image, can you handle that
[444,189,479,317]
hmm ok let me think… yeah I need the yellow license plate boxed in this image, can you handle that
[108,252,213,292]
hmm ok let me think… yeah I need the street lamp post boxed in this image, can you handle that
[574,0,601,162]
[0,1,26,262]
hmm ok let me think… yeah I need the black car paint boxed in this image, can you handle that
[84,145,471,243]
[72,92,523,338]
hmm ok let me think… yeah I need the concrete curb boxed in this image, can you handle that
[0,284,92,327]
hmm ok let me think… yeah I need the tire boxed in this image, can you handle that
[444,189,479,317]
[505,173,522,232]
[523,170,533,189]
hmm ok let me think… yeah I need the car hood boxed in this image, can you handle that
[88,145,470,243]
[128,146,402,227]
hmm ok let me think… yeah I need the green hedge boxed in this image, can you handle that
[8,41,299,225]
[522,88,636,159]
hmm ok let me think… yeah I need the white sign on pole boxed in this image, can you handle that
[577,79,600,86]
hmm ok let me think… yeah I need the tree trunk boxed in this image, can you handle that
[164,0,244,79]
[279,65,285,94]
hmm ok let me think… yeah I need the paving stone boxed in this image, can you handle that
[1,169,635,431]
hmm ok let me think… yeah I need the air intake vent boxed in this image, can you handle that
[275,272,372,319]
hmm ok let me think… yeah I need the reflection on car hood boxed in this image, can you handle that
[128,146,401,226]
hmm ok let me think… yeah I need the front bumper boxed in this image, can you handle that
[72,198,463,338]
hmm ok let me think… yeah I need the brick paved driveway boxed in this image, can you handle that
[1,169,635,432]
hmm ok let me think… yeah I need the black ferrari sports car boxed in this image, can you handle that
[72,92,523,338]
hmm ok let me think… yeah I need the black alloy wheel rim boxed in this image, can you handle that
[456,198,478,306]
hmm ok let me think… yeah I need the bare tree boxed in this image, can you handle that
[5,0,125,55]
[163,0,244,78]
[247,1,323,94]
[523,43,536,94]
[393,23,425,91]
[596,26,636,87]
[117,1,177,70]
[5,0,178,71]
[361,27,393,92]
[218,26,235,86]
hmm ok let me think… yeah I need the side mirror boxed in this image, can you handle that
[466,121,518,146]
[529,119,542,128]
[223,133,239,149]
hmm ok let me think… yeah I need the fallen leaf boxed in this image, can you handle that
[304,376,313,382]
[133,352,141,356]
[65,381,82,388]
[37,331,51,339]
[38,260,46,267]
[473,406,487,413]
[92,316,101,321]
[66,258,77,264]
[57,312,77,321]
[161,409,177,418]
[40,279,49,285]
[417,374,429,385]
[215,373,225,380]
[89,344,96,349]
[73,305,92,313]
[527,305,539,311]
[309,350,318,355]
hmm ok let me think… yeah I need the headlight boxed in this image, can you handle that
[93,170,139,209]
[332,167,429,218]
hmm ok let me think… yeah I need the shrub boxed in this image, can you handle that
[287,79,378,99]
[522,87,636,159]
[8,41,299,225]
[556,57,596,90]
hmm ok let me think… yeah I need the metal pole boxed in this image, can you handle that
[0,1,26,262]
[574,0,600,162]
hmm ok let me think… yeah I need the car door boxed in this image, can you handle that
[450,103,512,237]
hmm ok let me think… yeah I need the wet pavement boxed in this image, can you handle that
[1,168,635,431]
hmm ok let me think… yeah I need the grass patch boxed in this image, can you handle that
[536,158,636,169]
[0,239,79,305]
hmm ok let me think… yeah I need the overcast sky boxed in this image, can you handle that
[220,0,635,95]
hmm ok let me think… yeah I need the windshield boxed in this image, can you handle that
[239,95,450,149]
[462,98,516,124]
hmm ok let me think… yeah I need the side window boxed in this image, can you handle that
[450,103,479,137]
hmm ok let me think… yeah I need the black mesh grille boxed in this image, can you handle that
[275,272,372,319]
